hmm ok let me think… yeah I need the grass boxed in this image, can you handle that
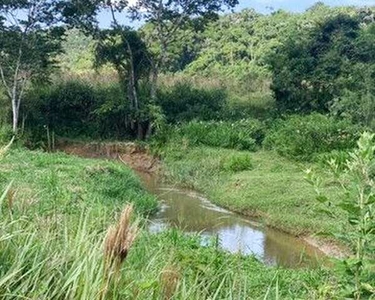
[158,143,344,236]
[0,148,339,299]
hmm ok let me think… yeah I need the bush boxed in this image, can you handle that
[315,150,351,171]
[157,82,227,123]
[264,114,361,161]
[0,125,13,146]
[220,153,253,172]
[331,89,375,130]
[23,80,131,141]
[171,119,266,151]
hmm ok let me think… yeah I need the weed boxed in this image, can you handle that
[221,153,253,172]
[264,114,361,161]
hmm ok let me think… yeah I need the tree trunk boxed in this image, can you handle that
[12,96,18,133]
[137,122,144,140]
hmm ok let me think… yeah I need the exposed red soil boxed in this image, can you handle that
[57,140,159,173]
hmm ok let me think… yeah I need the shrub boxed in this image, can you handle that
[0,125,13,146]
[171,119,266,151]
[157,82,227,123]
[220,153,253,172]
[264,114,361,161]
[330,89,375,130]
[306,132,375,299]
[315,150,350,171]
[23,80,131,140]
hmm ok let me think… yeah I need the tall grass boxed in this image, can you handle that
[0,149,337,299]
[157,119,266,152]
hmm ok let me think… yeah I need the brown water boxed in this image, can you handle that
[139,172,326,268]
[58,143,326,269]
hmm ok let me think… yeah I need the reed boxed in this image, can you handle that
[104,204,138,272]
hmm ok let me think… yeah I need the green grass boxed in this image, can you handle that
[158,143,343,236]
[0,148,339,299]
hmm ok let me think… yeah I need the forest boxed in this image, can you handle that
[1,1,375,299]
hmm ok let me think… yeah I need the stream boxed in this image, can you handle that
[139,172,326,269]
[58,143,326,269]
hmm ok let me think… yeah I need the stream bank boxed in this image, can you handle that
[57,140,347,265]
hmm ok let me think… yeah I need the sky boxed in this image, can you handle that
[98,0,375,28]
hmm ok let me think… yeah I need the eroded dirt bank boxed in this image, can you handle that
[57,140,159,173]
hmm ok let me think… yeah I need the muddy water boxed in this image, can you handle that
[58,143,326,268]
[139,172,326,268]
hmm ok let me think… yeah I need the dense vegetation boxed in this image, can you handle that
[0,147,338,299]
[2,1,375,299]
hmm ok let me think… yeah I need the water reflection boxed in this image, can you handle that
[141,172,325,268]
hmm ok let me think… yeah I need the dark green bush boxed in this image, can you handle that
[170,119,266,151]
[23,80,130,140]
[157,82,227,123]
[220,153,253,172]
[264,114,361,161]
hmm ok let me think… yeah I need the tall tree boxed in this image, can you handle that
[63,0,239,137]
[95,26,151,138]
[130,0,239,101]
[269,14,362,112]
[0,0,64,133]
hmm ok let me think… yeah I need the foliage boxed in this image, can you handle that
[95,27,150,82]
[315,150,351,171]
[269,13,375,113]
[0,125,13,146]
[0,148,336,299]
[23,80,131,142]
[0,1,64,132]
[58,28,95,73]
[220,153,253,172]
[157,81,227,123]
[167,119,265,151]
[95,26,152,139]
[264,114,361,161]
[330,59,375,130]
[306,132,375,299]
[331,89,375,130]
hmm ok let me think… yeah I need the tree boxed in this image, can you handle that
[130,0,239,101]
[0,1,64,133]
[268,9,375,113]
[64,1,153,138]
[63,0,239,137]
[95,26,151,138]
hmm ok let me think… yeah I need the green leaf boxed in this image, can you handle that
[316,208,334,218]
[361,283,375,294]
[367,195,375,204]
[338,202,360,215]
[316,195,329,203]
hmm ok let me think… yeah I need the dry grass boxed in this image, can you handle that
[102,204,139,298]
[105,204,138,265]
[160,264,181,300]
